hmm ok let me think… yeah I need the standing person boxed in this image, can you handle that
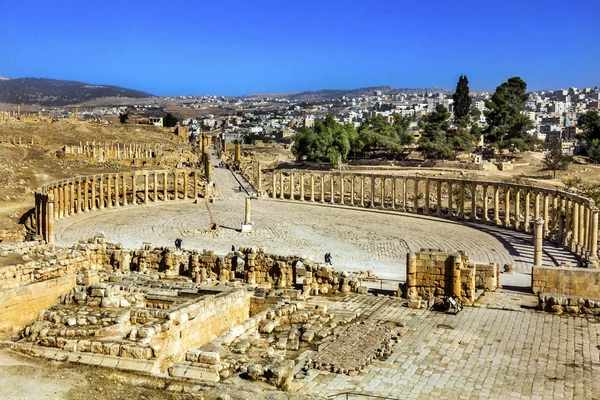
[232,245,236,252]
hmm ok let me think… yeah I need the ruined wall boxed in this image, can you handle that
[474,263,500,291]
[0,274,76,337]
[532,266,600,298]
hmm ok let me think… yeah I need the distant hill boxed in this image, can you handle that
[244,86,453,101]
[0,77,153,106]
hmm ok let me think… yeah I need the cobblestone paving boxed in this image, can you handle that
[54,157,577,279]
[299,295,600,400]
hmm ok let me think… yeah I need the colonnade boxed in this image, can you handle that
[269,170,599,266]
[34,169,204,244]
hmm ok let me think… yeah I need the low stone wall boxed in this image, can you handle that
[532,266,600,298]
[0,274,76,337]
[474,263,500,291]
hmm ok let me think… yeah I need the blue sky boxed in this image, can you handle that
[0,0,598,96]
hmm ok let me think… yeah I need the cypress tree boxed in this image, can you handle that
[452,75,471,121]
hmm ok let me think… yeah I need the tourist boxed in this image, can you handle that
[232,245,236,252]
[175,238,182,250]
[324,253,332,265]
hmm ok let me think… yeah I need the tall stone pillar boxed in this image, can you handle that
[493,186,500,225]
[154,173,159,201]
[245,197,251,224]
[448,182,453,218]
[572,202,580,253]
[589,208,599,267]
[114,175,121,207]
[173,172,178,201]
[582,206,589,255]
[413,178,419,213]
[452,255,462,299]
[534,218,544,267]
[543,194,549,237]
[563,199,571,247]
[310,174,315,202]
[280,172,284,199]
[551,196,559,236]
[340,175,345,205]
[193,171,199,200]
[524,191,530,232]
[380,177,385,209]
[402,178,407,211]
[130,175,136,205]
[183,172,189,200]
[458,183,465,220]
[60,185,66,218]
[289,171,295,200]
[70,183,75,215]
[91,179,97,210]
[436,181,442,216]
[424,179,430,215]
[272,173,277,198]
[360,176,365,207]
[503,188,511,227]
[585,206,592,256]
[513,189,520,230]
[57,185,64,219]
[47,194,55,245]
[321,175,325,203]
[534,192,541,220]
[107,175,113,208]
[371,177,376,208]
[84,179,90,211]
[329,174,334,204]
[392,178,396,209]
[300,174,305,201]
[470,183,477,221]
[164,172,169,201]
[350,176,355,206]
[99,177,104,209]
[63,184,68,217]
[144,173,149,203]
[482,185,489,222]
[122,175,127,206]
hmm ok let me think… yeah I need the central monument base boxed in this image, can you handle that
[241,224,252,233]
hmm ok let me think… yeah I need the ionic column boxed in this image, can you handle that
[321,174,325,203]
[163,172,170,201]
[122,175,127,206]
[482,185,489,222]
[153,173,159,201]
[360,176,365,207]
[423,179,430,215]
[310,174,315,202]
[350,176,355,206]
[585,206,591,256]
[47,194,55,245]
[534,192,541,220]
[503,188,510,227]
[551,196,559,237]
[589,208,599,267]
[77,181,83,212]
[107,175,113,208]
[564,199,572,247]
[84,179,90,211]
[534,218,544,267]
[60,185,67,218]
[572,202,580,253]
[458,183,466,219]
[63,184,68,217]
[56,185,63,219]
[193,171,199,200]
[581,206,588,256]
[330,174,335,204]
[513,189,520,230]
[523,191,530,232]
[436,181,442,216]
[272,173,277,198]
[493,186,500,225]
[144,173,149,203]
[280,172,284,199]
[300,174,305,201]
[183,172,189,200]
[371,177,376,208]
[91,179,96,210]
[413,178,419,213]
[173,172,178,201]
[70,183,75,215]
[114,175,121,207]
[99,177,104,209]
[290,171,295,200]
[543,194,549,237]
[470,183,477,221]
[130,175,137,205]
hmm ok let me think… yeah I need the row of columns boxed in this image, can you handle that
[35,170,203,237]
[269,171,599,266]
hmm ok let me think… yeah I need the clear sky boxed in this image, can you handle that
[0,0,598,96]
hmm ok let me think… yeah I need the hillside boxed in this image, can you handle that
[244,86,454,101]
[0,77,153,106]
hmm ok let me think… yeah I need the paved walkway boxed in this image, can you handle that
[53,153,578,279]
[299,295,600,400]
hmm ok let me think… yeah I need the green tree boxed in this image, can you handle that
[586,139,600,163]
[291,116,356,166]
[418,104,455,159]
[356,114,412,157]
[163,113,178,128]
[542,149,573,178]
[484,77,535,149]
[119,111,129,124]
[452,75,472,124]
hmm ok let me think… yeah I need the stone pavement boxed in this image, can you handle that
[298,295,600,400]
[53,155,578,279]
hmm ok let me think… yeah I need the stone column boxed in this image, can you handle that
[114,175,121,207]
[330,174,335,204]
[107,175,113,208]
[582,206,588,255]
[448,182,453,217]
[193,171,199,200]
[122,175,127,206]
[482,185,489,223]
[61,185,67,218]
[371,177,376,208]
[183,172,189,200]
[524,191,530,233]
[452,255,462,299]
[84,179,90,211]
[564,199,571,247]
[534,192,541,220]
[144,173,149,203]
[350,176,355,206]
[543,194,549,237]
[57,185,63,219]
[272,173,277,198]
[424,179,430,215]
[47,194,55,245]
[321,175,325,203]
[406,253,417,299]
[99,177,104,209]
[173,172,178,201]
[504,188,511,227]
[572,202,580,253]
[402,178,407,211]
[300,174,305,201]
[392,178,397,209]
[70,183,75,215]
[413,178,419,213]
[458,183,465,220]
[91,178,97,210]
[340,175,345,205]
[585,206,592,256]
[34,195,41,235]
[513,189,520,230]
[436,181,442,216]
[310,174,315,202]
[245,197,251,224]
[534,218,544,267]
[164,172,169,201]
[380,177,385,209]
[493,186,500,225]
[360,176,365,207]
[551,196,559,236]
[290,171,295,200]
[280,172,284,199]
[590,208,599,267]
[470,183,477,221]
[131,175,137,205]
